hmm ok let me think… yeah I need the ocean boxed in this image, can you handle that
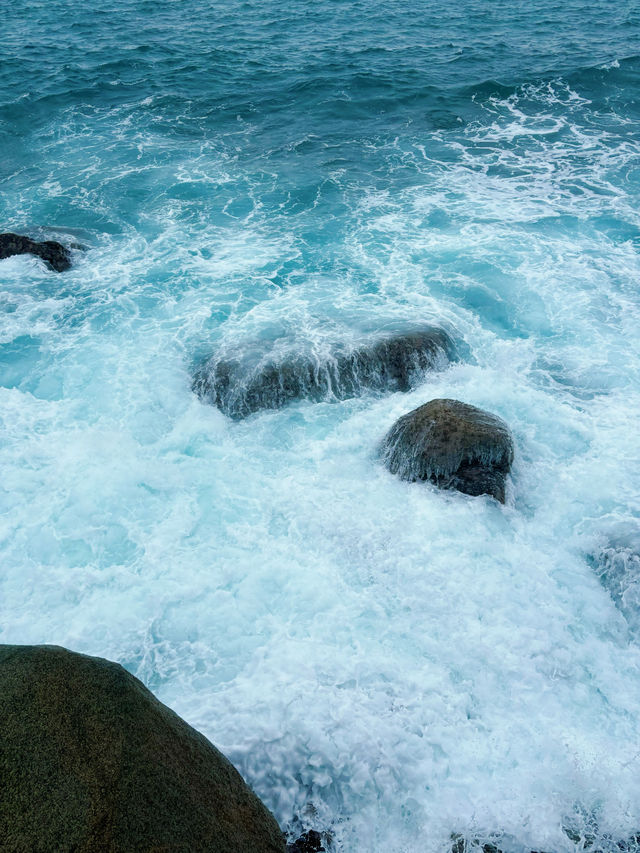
[2,1,640,850]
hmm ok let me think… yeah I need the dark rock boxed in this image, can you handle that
[0,644,286,853]
[0,232,72,272]
[382,398,514,503]
[452,840,504,853]
[193,327,457,419]
[287,829,326,852]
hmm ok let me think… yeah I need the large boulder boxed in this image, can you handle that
[382,398,514,503]
[0,644,286,853]
[0,233,71,272]
[193,327,457,419]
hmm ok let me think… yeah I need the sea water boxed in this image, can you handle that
[2,1,640,850]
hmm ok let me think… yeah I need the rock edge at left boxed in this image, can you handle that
[0,233,72,271]
[0,644,286,853]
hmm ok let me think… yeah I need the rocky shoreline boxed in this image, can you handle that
[1,234,518,850]
[2,645,638,852]
[4,233,638,851]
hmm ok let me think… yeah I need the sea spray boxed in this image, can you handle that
[193,328,456,418]
[2,1,640,850]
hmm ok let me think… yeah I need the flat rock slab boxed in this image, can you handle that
[0,644,286,853]
[193,327,457,419]
[382,398,514,502]
[0,233,72,272]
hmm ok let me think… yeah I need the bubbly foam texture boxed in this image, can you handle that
[2,5,640,851]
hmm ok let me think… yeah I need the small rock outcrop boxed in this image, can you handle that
[0,232,72,271]
[382,398,514,502]
[287,829,327,852]
[0,644,286,853]
[193,327,457,419]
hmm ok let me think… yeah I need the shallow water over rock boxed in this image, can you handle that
[193,328,457,418]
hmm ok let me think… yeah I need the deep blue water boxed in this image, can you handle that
[2,2,640,851]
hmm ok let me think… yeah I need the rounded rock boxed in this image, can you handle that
[0,644,286,853]
[382,398,514,503]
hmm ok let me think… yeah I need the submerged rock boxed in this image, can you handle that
[287,829,327,852]
[590,528,640,636]
[382,398,514,502]
[451,838,504,853]
[0,644,285,853]
[452,827,640,853]
[0,232,72,272]
[193,327,457,419]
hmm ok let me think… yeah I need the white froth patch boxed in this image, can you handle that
[2,70,640,853]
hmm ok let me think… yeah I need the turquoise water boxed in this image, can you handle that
[2,2,640,850]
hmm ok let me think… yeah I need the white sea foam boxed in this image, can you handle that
[1,72,640,853]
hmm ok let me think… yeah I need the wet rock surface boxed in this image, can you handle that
[0,232,72,272]
[382,398,514,502]
[287,829,327,852]
[0,644,286,853]
[193,327,456,419]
